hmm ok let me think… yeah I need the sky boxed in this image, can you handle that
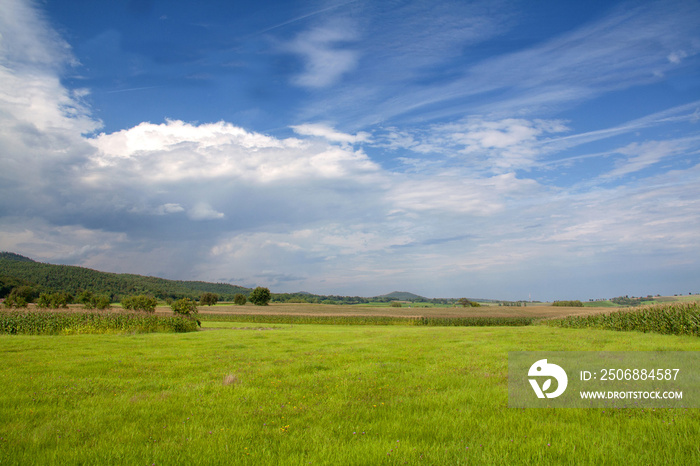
[1,0,699,301]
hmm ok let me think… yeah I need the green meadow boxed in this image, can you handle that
[1,321,699,465]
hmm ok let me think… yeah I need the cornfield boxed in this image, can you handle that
[0,309,198,335]
[199,313,535,327]
[544,301,700,336]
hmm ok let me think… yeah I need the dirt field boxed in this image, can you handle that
[174,302,615,319]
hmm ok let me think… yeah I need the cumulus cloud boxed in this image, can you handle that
[87,120,380,183]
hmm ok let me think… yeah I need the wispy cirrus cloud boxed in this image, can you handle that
[285,18,360,88]
[604,138,700,179]
[291,123,370,144]
[296,0,700,126]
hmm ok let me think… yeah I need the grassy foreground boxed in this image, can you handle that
[1,323,698,465]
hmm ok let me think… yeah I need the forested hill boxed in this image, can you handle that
[0,252,250,300]
[376,291,427,301]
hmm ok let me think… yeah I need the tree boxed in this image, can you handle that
[3,289,29,308]
[77,290,94,306]
[36,292,72,309]
[457,298,481,308]
[249,287,271,306]
[77,290,111,310]
[200,292,219,306]
[94,295,111,310]
[171,297,198,316]
[9,286,35,303]
[121,295,158,312]
[233,293,247,305]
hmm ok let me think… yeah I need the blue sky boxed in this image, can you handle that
[1,0,699,300]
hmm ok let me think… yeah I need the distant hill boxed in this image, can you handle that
[376,291,427,301]
[0,252,251,300]
[0,252,35,262]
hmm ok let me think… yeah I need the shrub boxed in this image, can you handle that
[390,302,402,307]
[249,287,271,306]
[171,297,198,316]
[552,300,584,307]
[121,295,158,312]
[233,293,247,305]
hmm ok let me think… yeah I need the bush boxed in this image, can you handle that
[121,295,158,312]
[171,298,198,316]
[390,302,402,308]
[233,294,247,305]
[552,300,584,307]
[249,287,271,306]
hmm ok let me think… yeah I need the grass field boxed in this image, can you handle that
[1,320,699,465]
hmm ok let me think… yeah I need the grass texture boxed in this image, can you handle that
[0,323,698,465]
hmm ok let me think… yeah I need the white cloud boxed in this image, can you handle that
[668,50,688,64]
[291,123,370,144]
[298,0,700,126]
[188,203,225,221]
[156,203,185,215]
[604,138,700,178]
[286,19,359,88]
[375,117,569,173]
[388,173,541,215]
[87,120,380,184]
[0,0,98,134]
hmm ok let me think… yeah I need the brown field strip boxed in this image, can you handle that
[154,303,615,319]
